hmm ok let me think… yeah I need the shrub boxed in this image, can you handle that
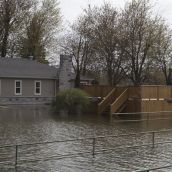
[55,88,89,113]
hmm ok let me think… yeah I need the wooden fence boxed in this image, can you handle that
[82,85,172,99]
[81,85,114,98]
[140,85,172,99]
[82,85,172,113]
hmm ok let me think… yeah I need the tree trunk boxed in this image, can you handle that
[133,78,142,86]
[82,64,86,76]
[1,30,9,57]
[107,68,113,86]
[166,69,172,85]
[75,71,81,88]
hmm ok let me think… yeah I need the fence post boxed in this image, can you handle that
[92,138,96,158]
[15,145,18,171]
[152,132,155,148]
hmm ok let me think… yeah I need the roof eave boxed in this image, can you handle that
[0,76,58,80]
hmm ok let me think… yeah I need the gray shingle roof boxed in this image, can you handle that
[0,58,58,79]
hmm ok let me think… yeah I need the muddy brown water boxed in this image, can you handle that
[0,105,172,171]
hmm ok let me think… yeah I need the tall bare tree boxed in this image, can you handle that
[152,20,172,85]
[61,17,95,87]
[120,0,160,85]
[83,4,126,86]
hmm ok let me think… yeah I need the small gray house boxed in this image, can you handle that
[0,55,93,105]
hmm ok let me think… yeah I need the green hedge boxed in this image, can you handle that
[55,88,89,113]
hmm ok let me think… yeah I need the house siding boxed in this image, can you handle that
[0,78,56,104]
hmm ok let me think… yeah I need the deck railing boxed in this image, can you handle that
[97,88,116,114]
[110,89,128,115]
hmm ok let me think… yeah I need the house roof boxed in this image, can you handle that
[0,58,58,79]
[0,58,94,81]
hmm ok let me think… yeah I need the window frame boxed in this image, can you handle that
[34,80,41,96]
[15,80,22,96]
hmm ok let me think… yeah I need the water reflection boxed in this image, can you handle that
[0,105,172,171]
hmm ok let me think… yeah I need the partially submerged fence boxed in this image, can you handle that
[82,85,172,113]
[1,129,172,171]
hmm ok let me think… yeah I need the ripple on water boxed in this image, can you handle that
[0,106,172,171]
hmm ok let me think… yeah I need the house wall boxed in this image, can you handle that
[0,78,56,105]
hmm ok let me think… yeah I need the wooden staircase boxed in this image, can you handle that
[97,88,128,115]
[97,88,116,115]
[110,89,128,115]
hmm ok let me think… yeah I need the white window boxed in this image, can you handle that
[15,80,22,95]
[35,81,41,95]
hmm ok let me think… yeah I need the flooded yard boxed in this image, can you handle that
[0,105,172,171]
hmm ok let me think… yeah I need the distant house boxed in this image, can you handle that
[70,73,94,86]
[0,55,93,104]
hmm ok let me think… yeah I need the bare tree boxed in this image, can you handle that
[83,4,126,86]
[120,0,159,85]
[152,20,172,85]
[61,17,95,87]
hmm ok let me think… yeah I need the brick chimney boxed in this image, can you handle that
[59,55,73,90]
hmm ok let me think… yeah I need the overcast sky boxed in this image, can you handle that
[59,0,172,27]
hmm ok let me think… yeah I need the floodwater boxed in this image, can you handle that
[0,106,172,171]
